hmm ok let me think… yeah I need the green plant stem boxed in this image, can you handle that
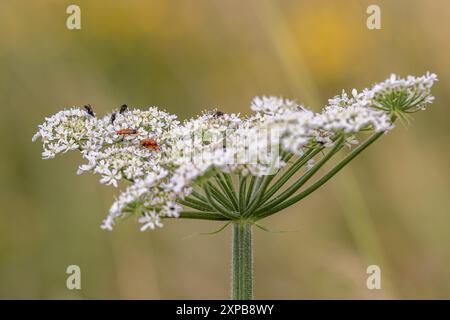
[215,173,239,211]
[244,175,273,217]
[257,139,344,214]
[256,131,384,219]
[260,147,321,204]
[204,184,239,219]
[176,211,229,220]
[238,176,247,213]
[232,221,253,300]
[245,176,256,205]
[207,182,236,210]
[190,190,209,203]
[178,197,213,212]
[221,173,240,210]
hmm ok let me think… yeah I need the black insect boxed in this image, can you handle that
[84,104,95,117]
[119,104,128,114]
[110,112,117,124]
[213,110,224,118]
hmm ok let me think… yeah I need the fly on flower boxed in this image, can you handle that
[213,110,224,118]
[84,104,95,117]
[119,104,128,114]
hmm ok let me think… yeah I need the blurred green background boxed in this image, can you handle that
[1,0,449,299]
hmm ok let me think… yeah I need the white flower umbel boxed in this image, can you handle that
[34,73,437,300]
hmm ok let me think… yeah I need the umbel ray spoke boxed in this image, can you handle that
[256,131,384,219]
[255,137,344,214]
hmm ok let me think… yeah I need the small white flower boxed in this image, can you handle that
[100,169,121,187]
[138,211,163,231]
[100,217,114,231]
[163,202,182,218]
[250,96,299,114]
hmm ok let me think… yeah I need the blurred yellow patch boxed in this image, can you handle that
[290,2,367,80]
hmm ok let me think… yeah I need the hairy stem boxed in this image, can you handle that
[231,221,253,300]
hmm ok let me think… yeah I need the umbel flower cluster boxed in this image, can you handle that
[33,73,437,232]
